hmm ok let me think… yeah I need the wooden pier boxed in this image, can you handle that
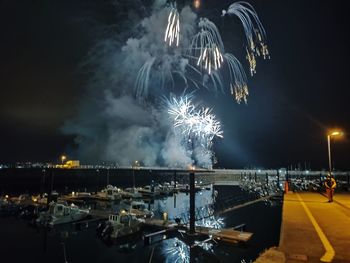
[143,218,253,244]
[195,226,253,243]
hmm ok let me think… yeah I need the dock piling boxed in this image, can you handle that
[189,171,195,234]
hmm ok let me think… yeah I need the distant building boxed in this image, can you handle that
[56,160,80,169]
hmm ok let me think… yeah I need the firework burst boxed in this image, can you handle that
[166,95,223,141]
[189,18,224,75]
[165,94,222,168]
[134,1,269,104]
[222,1,270,76]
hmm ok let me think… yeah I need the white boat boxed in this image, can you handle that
[122,188,142,199]
[136,185,161,197]
[119,200,153,218]
[0,196,9,206]
[98,211,143,240]
[96,185,123,201]
[36,202,90,226]
[158,183,174,195]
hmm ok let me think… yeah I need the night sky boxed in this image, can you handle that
[1,0,349,169]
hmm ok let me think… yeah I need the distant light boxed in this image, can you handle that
[163,212,168,221]
[5,195,9,199]
[305,170,309,174]
[193,0,200,9]
[258,169,261,173]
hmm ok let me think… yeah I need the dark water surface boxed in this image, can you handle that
[0,185,282,263]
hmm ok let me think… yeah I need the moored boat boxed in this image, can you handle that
[36,202,90,227]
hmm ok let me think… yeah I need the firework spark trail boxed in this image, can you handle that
[134,2,269,104]
[165,4,180,47]
[134,6,196,100]
[224,53,249,103]
[135,57,156,98]
[189,18,224,75]
[222,1,270,76]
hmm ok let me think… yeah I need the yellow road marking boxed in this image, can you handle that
[296,193,335,262]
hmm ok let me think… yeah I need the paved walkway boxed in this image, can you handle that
[278,192,350,262]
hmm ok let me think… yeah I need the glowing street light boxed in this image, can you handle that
[193,0,200,9]
[61,155,67,165]
[327,130,343,175]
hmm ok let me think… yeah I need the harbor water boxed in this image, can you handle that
[0,184,282,263]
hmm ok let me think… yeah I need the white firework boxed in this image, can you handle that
[224,53,249,104]
[167,95,223,141]
[166,94,222,168]
[164,4,180,47]
[222,1,270,76]
[189,18,224,75]
[167,95,195,130]
[134,1,269,104]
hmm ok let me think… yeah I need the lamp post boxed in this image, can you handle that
[61,155,66,165]
[132,161,139,189]
[327,131,342,175]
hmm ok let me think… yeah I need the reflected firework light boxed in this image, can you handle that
[196,215,225,229]
[194,240,214,252]
[163,238,190,263]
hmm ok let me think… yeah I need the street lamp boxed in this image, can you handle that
[61,155,67,165]
[132,160,139,189]
[327,130,343,175]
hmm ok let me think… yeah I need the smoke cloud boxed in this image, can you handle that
[63,1,215,168]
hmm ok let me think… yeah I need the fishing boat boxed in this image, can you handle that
[96,185,123,201]
[136,185,161,197]
[119,199,153,218]
[122,188,142,199]
[97,211,143,242]
[36,202,90,227]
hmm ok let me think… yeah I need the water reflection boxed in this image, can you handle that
[163,238,190,263]
[193,239,214,252]
[196,215,224,229]
[152,185,217,223]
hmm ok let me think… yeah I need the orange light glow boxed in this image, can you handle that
[328,130,343,137]
[193,0,200,9]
